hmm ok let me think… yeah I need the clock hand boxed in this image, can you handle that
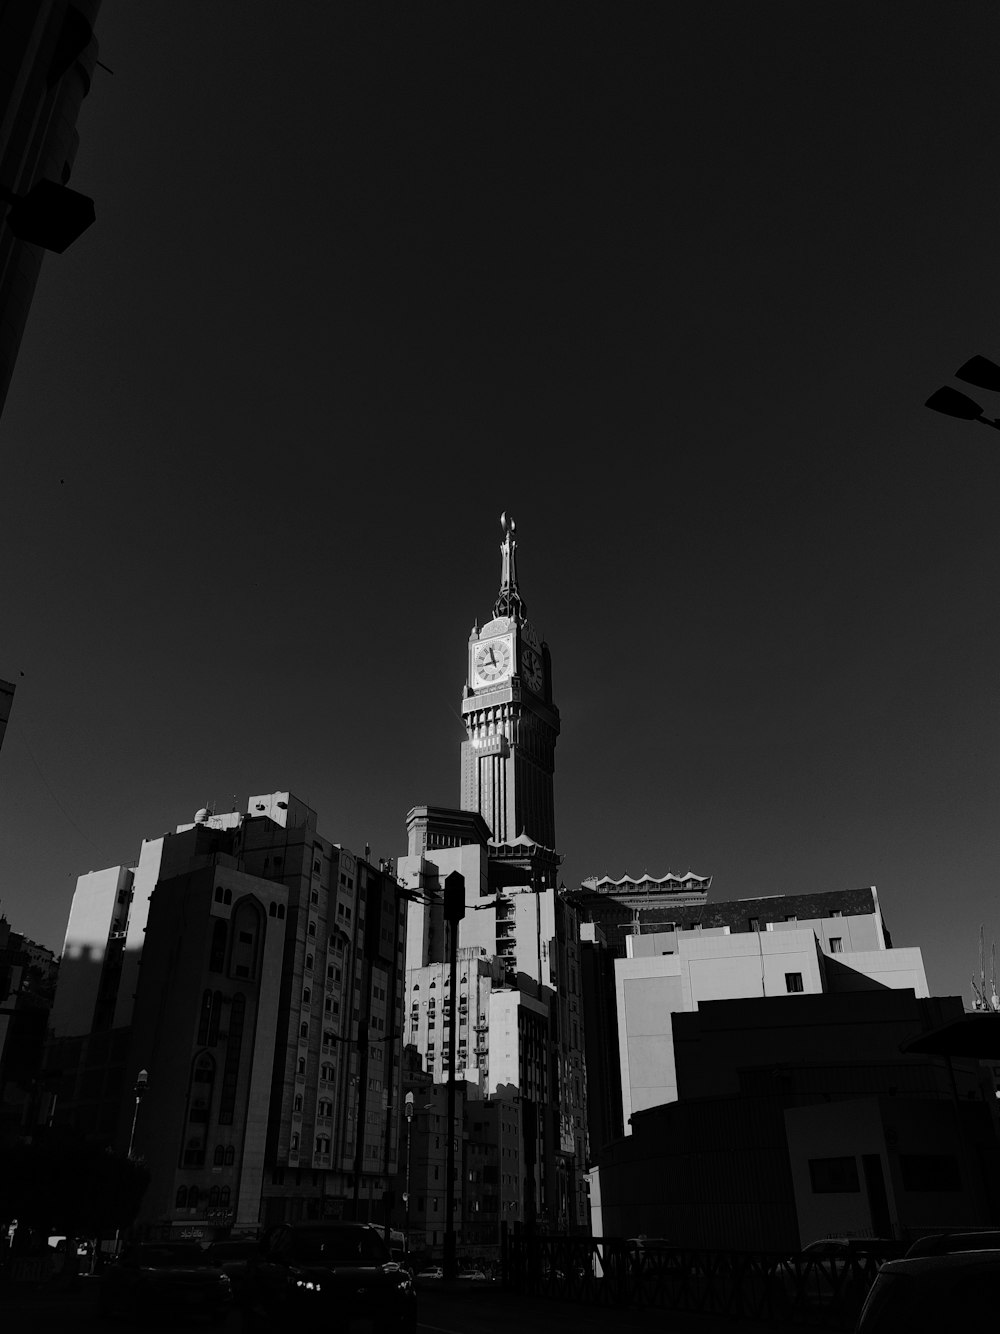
[488,647,497,666]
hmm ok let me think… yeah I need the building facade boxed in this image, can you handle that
[45,791,408,1237]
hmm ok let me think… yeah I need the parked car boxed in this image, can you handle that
[774,1237,902,1318]
[856,1251,1000,1330]
[905,1229,1000,1258]
[241,1222,416,1332]
[202,1237,260,1300]
[416,1265,444,1279]
[456,1267,488,1281]
[98,1242,232,1324]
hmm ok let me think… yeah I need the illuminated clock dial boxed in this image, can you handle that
[520,647,544,693]
[473,637,512,685]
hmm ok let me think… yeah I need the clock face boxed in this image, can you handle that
[520,647,544,693]
[473,637,512,686]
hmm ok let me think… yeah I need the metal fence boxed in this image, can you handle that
[501,1232,898,1328]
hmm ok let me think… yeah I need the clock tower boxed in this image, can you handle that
[460,515,560,850]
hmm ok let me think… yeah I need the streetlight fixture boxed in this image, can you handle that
[126,1069,148,1159]
[1,179,95,252]
[403,1094,434,1255]
[926,355,1000,432]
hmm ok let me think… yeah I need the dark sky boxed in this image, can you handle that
[3,2,1000,1002]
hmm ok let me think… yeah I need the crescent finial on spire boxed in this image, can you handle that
[494,513,526,620]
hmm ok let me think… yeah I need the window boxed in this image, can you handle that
[223,889,232,906]
[217,993,245,1125]
[302,989,311,1005]
[224,1145,235,1166]
[213,1144,225,1166]
[829,937,843,953]
[748,917,760,932]
[220,1187,231,1207]
[294,1094,303,1112]
[297,1057,306,1075]
[209,920,227,973]
[209,1185,220,1208]
[175,1186,188,1208]
[188,1186,200,1209]
[784,914,797,923]
[308,921,317,937]
[268,902,277,917]
[306,955,314,971]
[300,1023,309,1040]
[809,1156,860,1193]
[290,1133,299,1152]
[785,972,804,993]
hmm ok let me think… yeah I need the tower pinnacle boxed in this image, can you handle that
[493,512,527,620]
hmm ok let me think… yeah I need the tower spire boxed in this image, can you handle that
[494,512,527,620]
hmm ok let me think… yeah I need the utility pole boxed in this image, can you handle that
[442,871,465,1280]
[404,1091,414,1252]
[352,1019,370,1220]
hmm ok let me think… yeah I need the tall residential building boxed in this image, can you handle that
[398,517,589,1239]
[45,791,407,1236]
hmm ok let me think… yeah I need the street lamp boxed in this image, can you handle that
[926,355,1000,432]
[403,1095,434,1255]
[126,1069,148,1159]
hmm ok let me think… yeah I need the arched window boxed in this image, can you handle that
[175,1186,188,1208]
[302,988,311,1004]
[305,955,313,971]
[229,898,264,980]
[268,902,277,917]
[297,1057,306,1075]
[293,1094,303,1112]
[308,921,316,937]
[220,1187,231,1207]
[214,887,224,903]
[217,992,245,1126]
[213,1144,225,1166]
[208,991,223,1046]
[299,1023,309,1040]
[224,1145,235,1166]
[209,920,227,973]
[290,1133,299,1152]
[197,990,213,1045]
[223,888,232,905]
[429,980,436,989]
[188,1186,200,1210]
[208,1186,220,1208]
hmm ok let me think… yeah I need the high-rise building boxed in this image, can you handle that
[398,517,588,1240]
[45,791,408,1236]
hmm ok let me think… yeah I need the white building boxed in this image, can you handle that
[614,891,928,1130]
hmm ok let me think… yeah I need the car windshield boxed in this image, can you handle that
[292,1230,390,1264]
[130,1245,211,1268]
